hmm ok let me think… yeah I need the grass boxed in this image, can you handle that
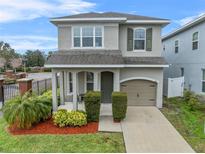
[0,118,125,153]
[161,97,205,153]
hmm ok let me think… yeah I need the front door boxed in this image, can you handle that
[101,72,113,103]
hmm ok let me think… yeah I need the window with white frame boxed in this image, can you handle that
[69,72,73,93]
[134,28,146,50]
[192,32,198,50]
[73,26,103,48]
[86,72,94,91]
[202,69,205,92]
[175,40,179,53]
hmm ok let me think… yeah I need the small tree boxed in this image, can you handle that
[10,58,22,73]
[0,57,6,73]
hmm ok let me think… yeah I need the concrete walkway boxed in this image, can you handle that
[98,116,122,132]
[121,107,195,153]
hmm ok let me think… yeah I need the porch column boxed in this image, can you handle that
[59,71,65,105]
[52,71,58,111]
[114,70,120,91]
[72,71,78,110]
[94,71,99,91]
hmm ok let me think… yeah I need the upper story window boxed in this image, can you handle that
[127,27,152,52]
[175,40,179,53]
[192,32,198,50]
[134,28,146,50]
[73,26,103,48]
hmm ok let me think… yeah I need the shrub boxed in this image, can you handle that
[84,91,101,122]
[184,90,194,102]
[112,92,127,121]
[53,110,87,127]
[2,92,51,129]
[39,90,60,107]
[183,90,202,111]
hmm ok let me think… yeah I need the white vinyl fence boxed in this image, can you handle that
[164,76,184,98]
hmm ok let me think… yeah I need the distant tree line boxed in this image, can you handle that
[0,41,54,71]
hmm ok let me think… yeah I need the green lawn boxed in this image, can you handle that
[0,118,125,153]
[161,97,205,153]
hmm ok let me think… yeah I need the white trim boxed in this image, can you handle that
[192,31,199,50]
[126,20,170,24]
[45,64,169,68]
[50,18,170,24]
[50,18,127,22]
[71,26,104,49]
[163,14,205,40]
[133,27,146,51]
[120,77,159,83]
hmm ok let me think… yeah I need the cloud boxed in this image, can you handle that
[175,12,205,26]
[1,35,57,51]
[0,0,96,23]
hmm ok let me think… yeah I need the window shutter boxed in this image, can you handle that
[146,28,152,51]
[127,28,133,51]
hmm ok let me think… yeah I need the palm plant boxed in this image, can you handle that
[3,92,51,129]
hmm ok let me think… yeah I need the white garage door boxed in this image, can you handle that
[120,80,157,106]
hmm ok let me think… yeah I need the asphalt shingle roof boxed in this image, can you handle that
[46,50,167,65]
[51,12,168,21]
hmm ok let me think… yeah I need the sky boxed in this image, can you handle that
[0,0,205,53]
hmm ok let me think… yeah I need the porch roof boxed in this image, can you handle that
[45,50,168,67]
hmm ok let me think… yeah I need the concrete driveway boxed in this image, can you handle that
[121,106,194,153]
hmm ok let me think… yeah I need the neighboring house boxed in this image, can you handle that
[162,15,205,94]
[45,12,170,111]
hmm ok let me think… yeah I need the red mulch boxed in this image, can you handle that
[8,119,98,135]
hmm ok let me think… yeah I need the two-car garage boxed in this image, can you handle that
[120,80,157,106]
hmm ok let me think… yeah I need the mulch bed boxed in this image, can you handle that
[8,119,98,135]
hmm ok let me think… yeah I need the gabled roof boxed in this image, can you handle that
[52,12,168,21]
[50,12,170,25]
[163,14,205,41]
[45,50,168,68]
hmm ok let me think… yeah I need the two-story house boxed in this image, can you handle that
[162,15,205,94]
[45,12,170,111]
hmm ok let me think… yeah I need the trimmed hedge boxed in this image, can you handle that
[84,91,101,122]
[112,92,127,121]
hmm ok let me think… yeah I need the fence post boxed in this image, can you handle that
[0,78,4,105]
[18,78,33,96]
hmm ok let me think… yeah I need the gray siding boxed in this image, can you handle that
[58,26,72,50]
[57,23,163,57]
[58,23,119,50]
[162,21,205,94]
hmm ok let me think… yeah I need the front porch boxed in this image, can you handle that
[51,68,120,111]
[58,102,113,116]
